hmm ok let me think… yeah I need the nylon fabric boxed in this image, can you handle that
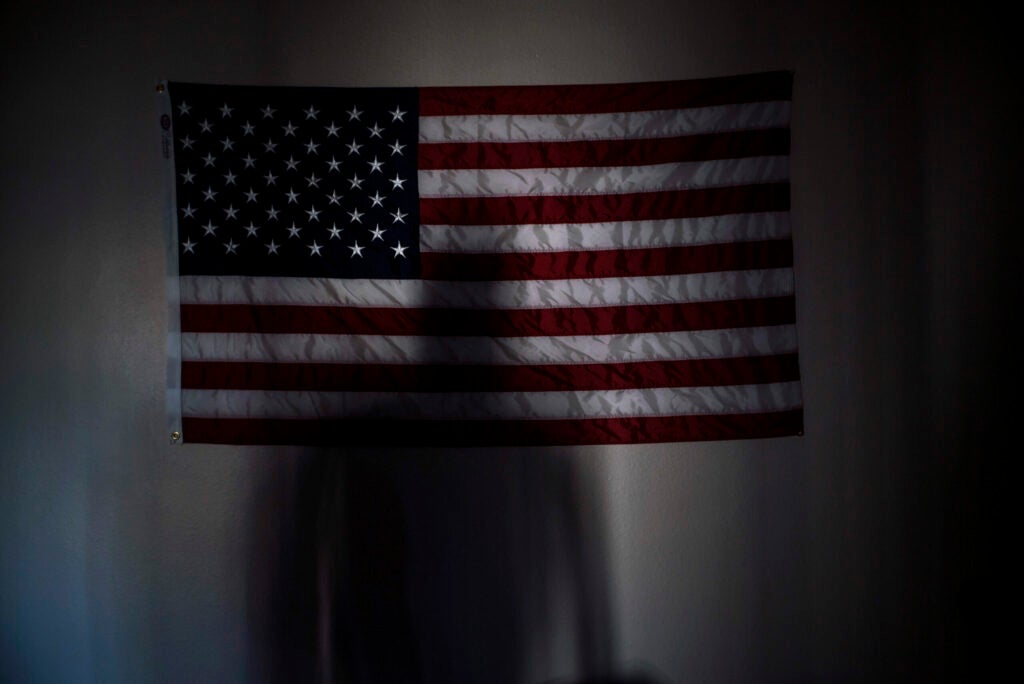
[180,269,796,309]
[419,212,792,253]
[181,381,803,420]
[181,325,800,365]
[419,102,792,142]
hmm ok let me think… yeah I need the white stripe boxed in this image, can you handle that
[418,101,791,143]
[417,156,788,198]
[180,269,795,309]
[182,325,799,365]
[420,212,792,254]
[182,381,803,420]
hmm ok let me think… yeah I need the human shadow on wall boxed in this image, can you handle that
[245,446,655,684]
[243,167,660,680]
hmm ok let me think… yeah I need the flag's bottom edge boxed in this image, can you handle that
[180,410,803,446]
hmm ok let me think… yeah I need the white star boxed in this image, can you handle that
[389,140,405,156]
[266,239,280,254]
[308,240,323,256]
[180,135,194,150]
[389,106,406,122]
[180,169,195,184]
[284,156,300,171]
[369,224,386,241]
[367,157,384,174]
[324,122,340,137]
[202,153,216,167]
[182,237,196,253]
[391,241,409,258]
[282,121,297,137]
[326,190,342,205]
[263,139,278,153]
[306,173,320,188]
[326,157,342,173]
[346,106,362,121]
[177,101,191,116]
[244,222,259,237]
[242,154,256,169]
[264,170,278,185]
[266,205,280,220]
[348,208,364,223]
[287,223,302,238]
[389,174,406,190]
[304,105,319,120]
[346,139,362,155]
[241,121,255,136]
[328,224,343,239]
[224,205,238,220]
[181,203,196,218]
[306,205,321,222]
[220,103,233,118]
[223,169,237,185]
[202,220,217,236]
[261,105,276,119]
[221,137,234,151]
[348,175,363,190]
[367,122,384,138]
[199,119,213,133]
[224,239,238,254]
[244,187,259,203]
[305,139,320,155]
[369,191,385,208]
[202,186,217,202]
[390,208,407,224]
[285,188,300,204]
[348,241,365,257]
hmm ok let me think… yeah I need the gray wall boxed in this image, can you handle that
[1,1,1011,682]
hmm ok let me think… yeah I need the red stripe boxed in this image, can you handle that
[182,353,801,393]
[180,295,795,337]
[182,409,803,446]
[418,129,791,170]
[420,239,793,281]
[418,183,790,225]
[419,71,793,116]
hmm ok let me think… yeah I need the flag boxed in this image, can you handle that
[159,71,803,446]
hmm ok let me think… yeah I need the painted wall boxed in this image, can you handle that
[1,1,1011,681]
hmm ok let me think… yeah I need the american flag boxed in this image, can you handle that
[160,72,803,446]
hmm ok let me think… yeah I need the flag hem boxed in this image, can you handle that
[158,81,184,445]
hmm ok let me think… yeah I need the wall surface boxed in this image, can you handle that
[1,1,1013,682]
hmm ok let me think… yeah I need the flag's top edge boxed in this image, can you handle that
[162,70,793,116]
[160,69,792,90]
